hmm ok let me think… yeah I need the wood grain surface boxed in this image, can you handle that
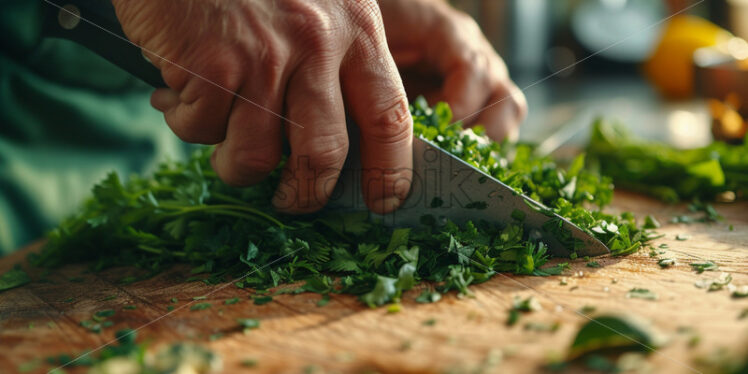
[1,191,747,374]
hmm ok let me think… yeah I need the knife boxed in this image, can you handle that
[41,0,609,257]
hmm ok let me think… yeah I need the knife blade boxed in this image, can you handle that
[329,125,609,257]
[40,0,609,257]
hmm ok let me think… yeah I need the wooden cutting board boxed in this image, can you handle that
[1,191,747,374]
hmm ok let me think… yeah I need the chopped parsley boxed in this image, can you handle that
[28,99,655,306]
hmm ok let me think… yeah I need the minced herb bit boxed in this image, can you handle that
[224,297,241,305]
[0,266,30,292]
[512,296,542,312]
[241,358,258,367]
[94,309,116,318]
[507,296,541,326]
[80,319,114,333]
[123,305,137,310]
[568,315,665,360]
[694,273,732,292]
[253,296,273,305]
[316,294,330,307]
[676,234,691,241]
[657,258,675,268]
[688,200,723,222]
[732,286,748,299]
[643,215,660,229]
[626,288,658,301]
[190,303,212,311]
[524,321,560,333]
[690,261,719,274]
[415,289,442,303]
[687,334,701,348]
[237,318,260,332]
[29,99,655,306]
[586,261,601,268]
[506,310,520,327]
[387,303,402,314]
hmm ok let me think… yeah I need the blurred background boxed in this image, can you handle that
[448,0,748,150]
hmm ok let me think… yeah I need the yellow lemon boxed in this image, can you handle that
[643,15,731,99]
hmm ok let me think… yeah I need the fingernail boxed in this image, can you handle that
[272,178,296,213]
[506,125,520,143]
[372,196,404,214]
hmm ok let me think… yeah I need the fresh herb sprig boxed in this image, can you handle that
[587,118,748,202]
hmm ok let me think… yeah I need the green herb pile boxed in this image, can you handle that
[587,118,748,202]
[30,98,653,306]
[43,329,220,373]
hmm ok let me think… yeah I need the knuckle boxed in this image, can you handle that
[347,0,386,60]
[220,148,281,186]
[364,97,413,144]
[176,130,224,145]
[167,117,225,145]
[506,83,528,121]
[302,134,349,169]
[197,51,244,91]
[284,1,338,53]
[347,0,383,37]
[515,96,528,121]
[258,45,286,79]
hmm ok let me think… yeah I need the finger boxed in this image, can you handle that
[152,60,241,144]
[341,25,413,214]
[439,59,492,125]
[151,88,179,112]
[474,81,528,142]
[272,60,348,214]
[211,84,284,187]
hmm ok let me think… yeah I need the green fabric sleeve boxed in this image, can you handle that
[0,0,192,254]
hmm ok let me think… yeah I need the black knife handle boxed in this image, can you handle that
[42,0,166,88]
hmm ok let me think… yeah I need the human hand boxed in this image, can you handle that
[111,0,412,214]
[380,0,527,141]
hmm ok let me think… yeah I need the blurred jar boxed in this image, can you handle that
[729,0,748,40]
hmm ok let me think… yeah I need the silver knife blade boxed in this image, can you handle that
[328,126,609,258]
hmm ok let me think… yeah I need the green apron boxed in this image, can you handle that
[0,1,190,254]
